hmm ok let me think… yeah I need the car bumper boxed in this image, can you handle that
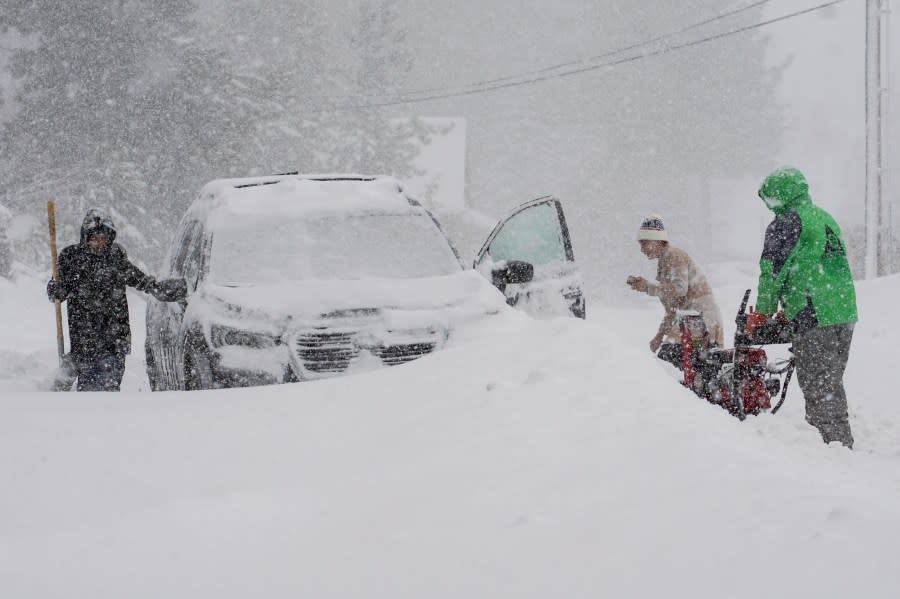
[211,345,293,387]
[208,330,445,386]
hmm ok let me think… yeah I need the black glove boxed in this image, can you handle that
[47,280,67,302]
[151,278,188,302]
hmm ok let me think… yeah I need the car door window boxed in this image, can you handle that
[182,229,205,293]
[478,200,567,267]
[171,221,200,277]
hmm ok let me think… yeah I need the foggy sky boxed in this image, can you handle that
[392,0,899,293]
[2,0,898,296]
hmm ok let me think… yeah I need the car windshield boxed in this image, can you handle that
[208,212,462,284]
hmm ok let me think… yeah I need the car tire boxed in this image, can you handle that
[573,296,586,319]
[184,336,219,391]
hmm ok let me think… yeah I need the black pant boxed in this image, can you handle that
[75,354,127,391]
[792,324,855,448]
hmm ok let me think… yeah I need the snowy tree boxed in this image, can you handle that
[0,1,254,267]
[194,0,437,178]
[2,0,433,268]
[195,0,337,174]
[322,0,435,178]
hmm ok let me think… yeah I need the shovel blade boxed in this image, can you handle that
[50,354,77,392]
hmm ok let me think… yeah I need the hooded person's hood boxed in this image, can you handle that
[757,166,811,215]
[80,208,117,245]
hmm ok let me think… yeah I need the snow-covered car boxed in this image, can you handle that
[145,174,583,390]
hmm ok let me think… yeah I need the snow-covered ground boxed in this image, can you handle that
[1,262,899,598]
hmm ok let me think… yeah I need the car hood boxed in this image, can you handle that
[196,269,506,324]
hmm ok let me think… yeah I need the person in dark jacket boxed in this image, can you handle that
[747,167,858,448]
[47,209,187,391]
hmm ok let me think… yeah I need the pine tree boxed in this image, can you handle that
[0,1,252,267]
[2,0,437,268]
[196,0,335,175]
[323,0,435,178]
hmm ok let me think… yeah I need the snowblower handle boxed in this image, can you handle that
[48,200,64,364]
[737,289,751,320]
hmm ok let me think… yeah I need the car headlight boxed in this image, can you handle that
[210,324,278,348]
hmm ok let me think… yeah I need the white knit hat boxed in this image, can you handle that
[636,214,668,241]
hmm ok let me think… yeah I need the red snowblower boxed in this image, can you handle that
[659,290,795,420]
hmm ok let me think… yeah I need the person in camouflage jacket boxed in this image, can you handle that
[747,167,858,448]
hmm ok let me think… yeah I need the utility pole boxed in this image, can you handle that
[865,0,891,278]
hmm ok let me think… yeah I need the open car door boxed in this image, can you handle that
[474,196,585,319]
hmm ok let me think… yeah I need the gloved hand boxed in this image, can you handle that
[746,310,768,336]
[627,275,649,293]
[152,278,188,302]
[649,331,664,353]
[47,280,67,302]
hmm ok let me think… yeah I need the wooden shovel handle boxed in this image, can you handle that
[48,201,65,362]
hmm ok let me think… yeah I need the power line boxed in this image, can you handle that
[336,0,779,100]
[315,0,854,113]
[334,0,853,108]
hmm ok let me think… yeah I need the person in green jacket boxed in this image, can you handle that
[746,166,858,448]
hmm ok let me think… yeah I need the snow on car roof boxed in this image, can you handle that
[191,174,421,226]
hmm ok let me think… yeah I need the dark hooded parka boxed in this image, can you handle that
[755,167,858,330]
[50,209,185,362]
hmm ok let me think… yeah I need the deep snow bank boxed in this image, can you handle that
[1,265,899,598]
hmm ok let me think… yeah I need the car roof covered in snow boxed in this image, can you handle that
[187,174,422,227]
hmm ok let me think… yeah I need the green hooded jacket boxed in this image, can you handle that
[755,167,858,328]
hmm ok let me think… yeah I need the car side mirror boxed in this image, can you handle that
[490,260,534,292]
[505,260,534,284]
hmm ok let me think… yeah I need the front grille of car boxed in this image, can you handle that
[296,332,358,372]
[372,343,436,366]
